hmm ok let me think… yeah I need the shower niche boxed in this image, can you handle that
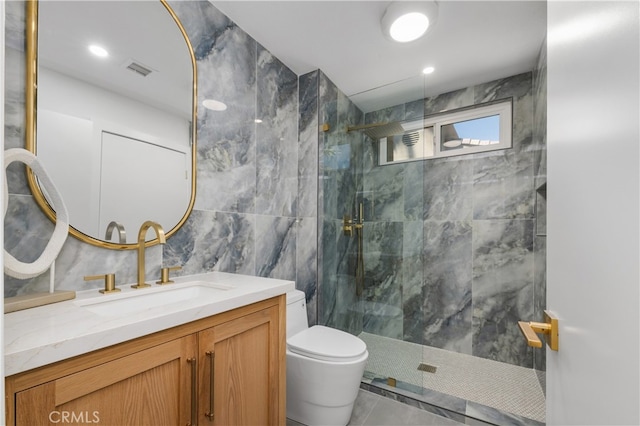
[379,98,513,165]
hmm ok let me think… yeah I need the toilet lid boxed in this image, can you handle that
[287,325,367,362]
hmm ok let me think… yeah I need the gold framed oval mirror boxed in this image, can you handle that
[25,0,197,250]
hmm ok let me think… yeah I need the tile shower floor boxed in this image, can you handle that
[359,332,546,424]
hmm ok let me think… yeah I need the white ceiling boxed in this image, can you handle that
[211,1,547,112]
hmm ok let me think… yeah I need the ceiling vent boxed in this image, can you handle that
[124,60,153,77]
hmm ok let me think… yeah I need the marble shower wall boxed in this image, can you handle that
[3,1,318,324]
[305,63,546,369]
[358,72,546,369]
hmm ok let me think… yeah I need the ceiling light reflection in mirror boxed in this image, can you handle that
[88,44,109,58]
[203,99,227,111]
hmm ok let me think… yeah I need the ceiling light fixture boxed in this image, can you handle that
[88,44,109,58]
[381,1,438,43]
[423,66,435,75]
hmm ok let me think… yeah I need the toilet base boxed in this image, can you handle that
[287,400,356,426]
[286,347,368,426]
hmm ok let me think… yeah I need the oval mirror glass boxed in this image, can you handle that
[26,0,197,249]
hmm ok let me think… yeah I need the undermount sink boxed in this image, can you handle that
[74,281,233,316]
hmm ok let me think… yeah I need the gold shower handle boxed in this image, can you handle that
[343,214,354,236]
[518,310,559,351]
[343,203,364,237]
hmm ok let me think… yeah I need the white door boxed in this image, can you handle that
[546,2,639,424]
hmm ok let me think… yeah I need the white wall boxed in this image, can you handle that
[39,67,190,144]
[547,1,639,424]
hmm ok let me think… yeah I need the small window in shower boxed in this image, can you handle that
[435,99,512,158]
[378,99,512,165]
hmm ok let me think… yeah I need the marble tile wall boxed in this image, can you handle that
[304,62,546,369]
[3,1,318,324]
[364,73,545,367]
[353,72,546,369]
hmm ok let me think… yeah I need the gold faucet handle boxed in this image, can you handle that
[84,273,120,294]
[157,266,182,285]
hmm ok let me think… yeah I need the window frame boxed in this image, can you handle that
[378,98,513,165]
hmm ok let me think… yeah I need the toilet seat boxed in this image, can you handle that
[287,325,367,362]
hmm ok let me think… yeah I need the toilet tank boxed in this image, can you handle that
[286,290,309,338]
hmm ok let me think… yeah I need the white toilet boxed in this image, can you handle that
[286,290,369,426]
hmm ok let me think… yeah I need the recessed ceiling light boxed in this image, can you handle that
[89,44,109,58]
[255,119,263,124]
[202,99,227,111]
[423,66,435,75]
[381,1,438,43]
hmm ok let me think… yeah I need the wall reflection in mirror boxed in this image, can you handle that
[28,0,196,248]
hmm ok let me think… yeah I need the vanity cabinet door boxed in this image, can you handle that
[14,335,197,426]
[197,305,284,425]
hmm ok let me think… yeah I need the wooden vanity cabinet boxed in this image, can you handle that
[13,336,196,425]
[198,304,281,425]
[5,296,286,426]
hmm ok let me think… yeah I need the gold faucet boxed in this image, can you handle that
[132,221,166,289]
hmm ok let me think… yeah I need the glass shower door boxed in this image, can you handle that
[317,72,426,396]
[356,97,426,395]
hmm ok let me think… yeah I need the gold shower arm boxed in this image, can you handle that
[347,122,389,132]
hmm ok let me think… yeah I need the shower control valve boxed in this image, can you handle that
[343,214,354,237]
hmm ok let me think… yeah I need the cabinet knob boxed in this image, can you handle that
[157,266,182,285]
[84,273,120,294]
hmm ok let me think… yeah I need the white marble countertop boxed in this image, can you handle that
[4,272,295,376]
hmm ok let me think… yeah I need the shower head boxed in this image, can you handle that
[346,122,405,140]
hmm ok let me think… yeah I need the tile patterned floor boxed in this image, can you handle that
[359,332,545,423]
